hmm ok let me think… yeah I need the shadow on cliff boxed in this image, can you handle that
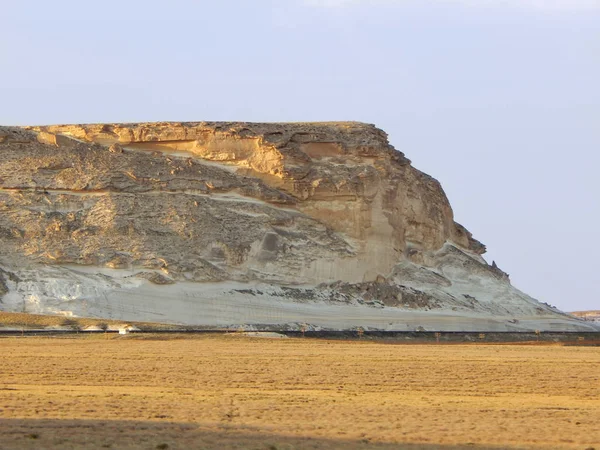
[0,418,506,450]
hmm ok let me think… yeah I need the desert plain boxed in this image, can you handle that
[0,334,598,450]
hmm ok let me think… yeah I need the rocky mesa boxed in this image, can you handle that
[0,121,594,331]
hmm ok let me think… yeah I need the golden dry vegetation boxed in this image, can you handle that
[0,334,598,450]
[0,312,186,331]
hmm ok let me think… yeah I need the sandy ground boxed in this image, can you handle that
[0,335,598,450]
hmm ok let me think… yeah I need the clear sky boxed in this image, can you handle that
[1,0,598,311]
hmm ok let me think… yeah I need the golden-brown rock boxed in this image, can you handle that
[0,122,593,331]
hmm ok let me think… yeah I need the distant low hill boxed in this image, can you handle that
[570,311,600,322]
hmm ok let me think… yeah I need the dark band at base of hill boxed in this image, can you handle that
[1,329,599,344]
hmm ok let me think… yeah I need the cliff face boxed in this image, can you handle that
[0,122,593,331]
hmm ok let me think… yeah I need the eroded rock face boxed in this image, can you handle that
[0,122,593,331]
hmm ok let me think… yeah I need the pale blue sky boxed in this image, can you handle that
[1,0,598,311]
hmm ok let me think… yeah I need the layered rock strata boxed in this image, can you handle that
[0,122,594,331]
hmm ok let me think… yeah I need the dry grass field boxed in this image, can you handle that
[0,334,598,450]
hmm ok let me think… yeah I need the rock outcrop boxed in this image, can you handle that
[0,122,594,331]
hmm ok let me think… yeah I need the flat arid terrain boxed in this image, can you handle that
[0,335,598,450]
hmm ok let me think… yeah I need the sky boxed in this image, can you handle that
[1,0,598,311]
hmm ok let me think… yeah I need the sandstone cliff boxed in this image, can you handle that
[0,122,593,331]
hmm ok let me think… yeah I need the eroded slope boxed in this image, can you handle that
[0,122,593,331]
